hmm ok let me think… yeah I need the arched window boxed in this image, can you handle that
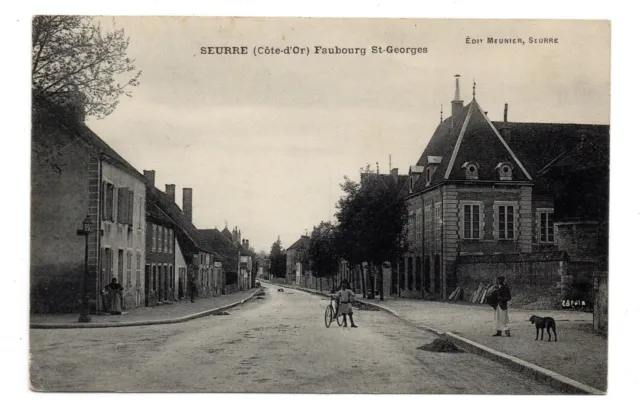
[416,257,422,290]
[496,162,514,181]
[462,162,480,180]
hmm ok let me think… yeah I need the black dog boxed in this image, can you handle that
[529,315,557,342]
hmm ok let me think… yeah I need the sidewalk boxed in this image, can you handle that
[31,288,260,328]
[267,281,606,392]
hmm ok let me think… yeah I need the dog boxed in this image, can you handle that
[529,315,557,342]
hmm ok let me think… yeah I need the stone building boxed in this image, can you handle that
[144,174,176,306]
[143,173,224,300]
[31,97,147,313]
[286,236,310,286]
[399,76,609,303]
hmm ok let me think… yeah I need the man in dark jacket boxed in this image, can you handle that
[188,270,198,303]
[493,276,512,337]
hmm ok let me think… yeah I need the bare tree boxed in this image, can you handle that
[32,16,142,119]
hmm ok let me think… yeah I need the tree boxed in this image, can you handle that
[268,237,287,278]
[32,16,142,119]
[308,222,340,292]
[335,166,409,300]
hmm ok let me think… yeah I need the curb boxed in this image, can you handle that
[443,333,605,395]
[30,289,262,329]
[265,281,604,395]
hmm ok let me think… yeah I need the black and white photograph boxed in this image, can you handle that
[24,12,614,395]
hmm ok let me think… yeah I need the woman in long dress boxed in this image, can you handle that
[104,277,124,315]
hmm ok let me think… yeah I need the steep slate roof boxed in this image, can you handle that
[200,228,237,254]
[361,172,409,190]
[147,184,222,261]
[408,98,609,195]
[221,227,233,241]
[286,236,310,252]
[33,96,146,182]
[201,228,254,258]
[146,197,175,227]
[538,135,609,175]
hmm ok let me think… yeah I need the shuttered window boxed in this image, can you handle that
[103,182,115,221]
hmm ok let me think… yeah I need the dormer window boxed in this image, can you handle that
[425,168,431,186]
[462,162,480,180]
[495,162,513,181]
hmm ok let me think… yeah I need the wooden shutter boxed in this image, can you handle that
[101,182,107,220]
[127,189,134,225]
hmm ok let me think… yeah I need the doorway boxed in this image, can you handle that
[144,265,150,306]
[434,254,441,297]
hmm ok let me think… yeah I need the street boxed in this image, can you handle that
[30,283,559,394]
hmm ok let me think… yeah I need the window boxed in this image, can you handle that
[434,202,442,241]
[165,227,169,252]
[138,198,143,229]
[136,253,141,287]
[425,205,432,243]
[126,252,133,286]
[116,187,134,225]
[103,182,115,221]
[538,209,555,243]
[462,162,479,180]
[169,230,173,253]
[425,169,431,186]
[496,162,513,181]
[463,204,481,239]
[408,211,415,241]
[498,204,515,240]
[416,210,422,243]
[152,224,157,252]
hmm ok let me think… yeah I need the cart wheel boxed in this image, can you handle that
[324,305,334,328]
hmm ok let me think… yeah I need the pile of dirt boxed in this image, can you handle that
[256,290,265,297]
[353,302,380,311]
[417,338,463,353]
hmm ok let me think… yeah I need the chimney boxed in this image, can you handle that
[500,103,512,143]
[165,184,176,201]
[183,188,193,223]
[451,74,464,125]
[143,170,156,186]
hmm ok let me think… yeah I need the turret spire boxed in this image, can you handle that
[473,78,476,99]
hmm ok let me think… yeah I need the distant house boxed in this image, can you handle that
[144,176,177,306]
[286,236,310,286]
[399,75,609,303]
[31,96,147,313]
[143,174,224,300]
[200,227,239,291]
[201,226,254,291]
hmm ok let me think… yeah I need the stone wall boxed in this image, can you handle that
[593,273,608,336]
[31,106,93,314]
[456,252,568,303]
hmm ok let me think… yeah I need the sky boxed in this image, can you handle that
[86,17,610,253]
